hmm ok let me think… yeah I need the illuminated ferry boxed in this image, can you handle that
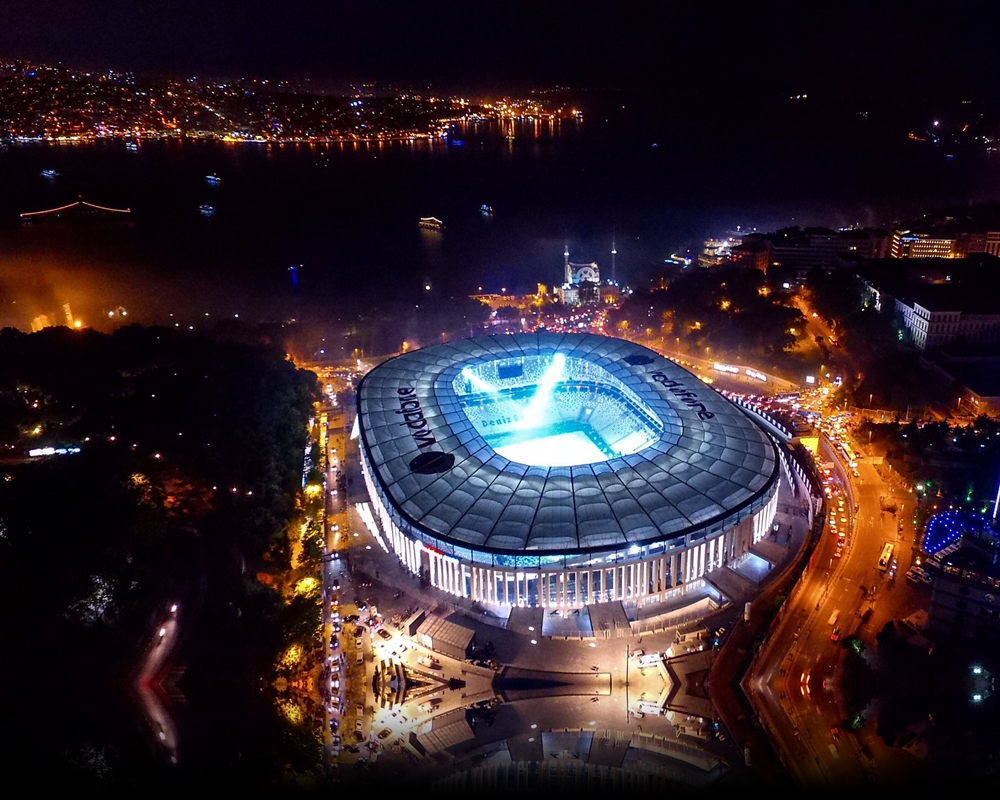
[41,169,59,179]
[418,216,445,231]
[205,173,221,185]
[481,204,493,217]
[199,204,215,217]
[125,141,139,151]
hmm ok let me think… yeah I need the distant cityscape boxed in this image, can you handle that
[0,58,580,143]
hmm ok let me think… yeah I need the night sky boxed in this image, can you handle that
[3,1,1000,97]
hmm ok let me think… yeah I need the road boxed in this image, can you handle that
[750,428,933,788]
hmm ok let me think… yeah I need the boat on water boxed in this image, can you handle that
[481,204,493,217]
[125,141,139,151]
[205,173,221,185]
[199,204,215,217]
[418,216,445,231]
[41,169,59,179]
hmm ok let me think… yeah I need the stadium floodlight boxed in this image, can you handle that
[462,367,498,395]
[518,353,565,429]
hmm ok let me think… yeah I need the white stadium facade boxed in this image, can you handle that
[354,332,781,612]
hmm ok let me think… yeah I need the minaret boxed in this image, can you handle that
[564,238,572,286]
[611,230,617,285]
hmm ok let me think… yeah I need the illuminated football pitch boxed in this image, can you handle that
[457,353,663,468]
[493,430,608,467]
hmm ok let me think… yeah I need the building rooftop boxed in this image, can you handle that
[356,333,778,556]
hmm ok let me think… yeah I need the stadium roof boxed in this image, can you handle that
[356,333,778,556]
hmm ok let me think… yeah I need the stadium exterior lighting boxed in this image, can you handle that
[355,333,779,612]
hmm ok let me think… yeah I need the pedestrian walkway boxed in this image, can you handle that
[588,601,631,638]
[731,551,774,585]
[541,606,594,637]
[704,566,757,606]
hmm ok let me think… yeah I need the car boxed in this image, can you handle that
[830,726,840,740]
[331,734,341,745]
[830,627,841,642]
[833,548,842,558]
[377,728,392,740]
[355,719,363,732]
[377,628,392,640]
[356,652,364,665]
[344,614,360,623]
[332,578,340,589]
[344,744,360,754]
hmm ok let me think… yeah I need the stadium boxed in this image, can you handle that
[354,332,781,611]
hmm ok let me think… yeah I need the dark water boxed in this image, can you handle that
[2,89,997,337]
